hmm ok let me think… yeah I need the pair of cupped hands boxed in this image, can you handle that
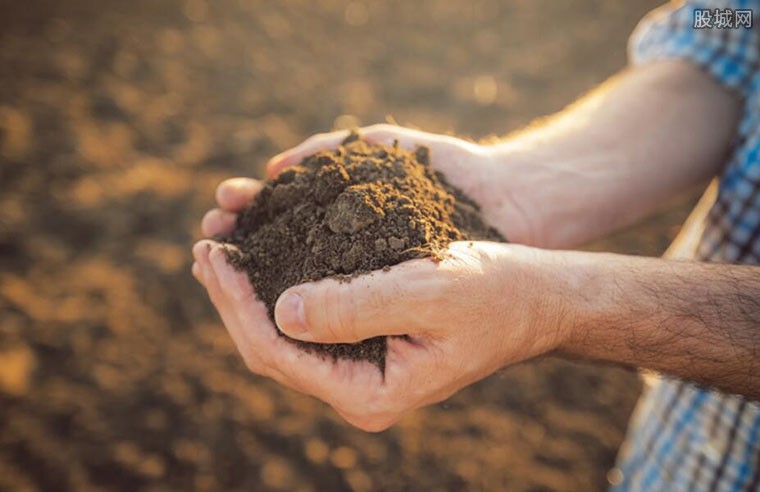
[192,125,569,431]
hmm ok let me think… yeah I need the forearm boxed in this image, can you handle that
[556,252,760,399]
[487,61,741,248]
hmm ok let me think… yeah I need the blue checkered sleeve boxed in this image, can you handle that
[629,0,760,99]
[612,2,760,492]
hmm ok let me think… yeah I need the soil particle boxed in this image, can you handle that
[223,133,504,370]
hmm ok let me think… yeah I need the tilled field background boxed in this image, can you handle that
[1,1,697,490]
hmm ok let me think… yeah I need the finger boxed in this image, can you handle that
[360,123,482,155]
[191,261,202,284]
[203,245,267,355]
[266,124,478,178]
[192,240,215,270]
[266,131,351,178]
[208,247,405,416]
[207,247,347,395]
[207,244,257,304]
[198,242,319,397]
[215,178,263,212]
[201,208,238,237]
[195,241,256,357]
[274,257,441,344]
[206,247,303,368]
[265,125,420,178]
[194,241,230,310]
[385,335,459,408]
[272,348,386,416]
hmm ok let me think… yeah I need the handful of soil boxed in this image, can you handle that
[222,132,504,371]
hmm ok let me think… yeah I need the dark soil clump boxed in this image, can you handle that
[223,132,504,370]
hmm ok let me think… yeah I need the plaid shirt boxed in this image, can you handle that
[611,1,760,491]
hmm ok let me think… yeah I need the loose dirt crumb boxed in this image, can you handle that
[223,132,504,370]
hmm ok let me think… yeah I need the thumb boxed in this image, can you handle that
[274,259,438,343]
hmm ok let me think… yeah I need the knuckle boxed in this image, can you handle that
[363,123,397,140]
[361,297,384,323]
[288,135,320,156]
[319,282,357,341]
[302,133,323,146]
[215,178,232,195]
[365,123,394,133]
[305,131,335,148]
[200,210,215,230]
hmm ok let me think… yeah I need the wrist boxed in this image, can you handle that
[532,249,584,355]
[483,139,588,249]
[552,251,635,361]
[478,144,549,247]
[484,132,633,249]
[489,245,579,363]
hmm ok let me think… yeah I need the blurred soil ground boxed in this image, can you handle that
[0,1,700,490]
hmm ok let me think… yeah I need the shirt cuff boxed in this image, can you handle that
[628,1,760,98]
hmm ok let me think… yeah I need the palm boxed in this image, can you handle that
[193,237,512,431]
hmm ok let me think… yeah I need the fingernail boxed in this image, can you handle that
[277,292,307,334]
